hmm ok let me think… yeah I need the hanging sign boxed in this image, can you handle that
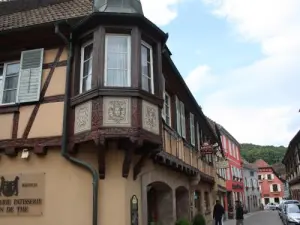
[200,142,214,155]
[216,160,229,169]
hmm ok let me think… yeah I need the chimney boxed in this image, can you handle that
[93,0,143,15]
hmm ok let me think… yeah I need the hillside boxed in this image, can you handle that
[240,143,287,165]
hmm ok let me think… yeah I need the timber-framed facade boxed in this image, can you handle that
[0,1,224,225]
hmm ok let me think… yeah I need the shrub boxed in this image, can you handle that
[192,214,206,225]
[175,218,191,225]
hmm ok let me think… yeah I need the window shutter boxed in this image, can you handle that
[270,184,273,192]
[161,75,165,119]
[175,96,181,135]
[278,184,281,192]
[17,49,44,103]
[0,76,3,103]
[180,102,186,138]
[265,174,268,180]
[271,174,275,180]
[196,123,200,150]
[190,113,195,146]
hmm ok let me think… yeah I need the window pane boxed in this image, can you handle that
[107,69,128,87]
[82,75,92,93]
[84,43,93,61]
[3,90,17,104]
[106,35,130,87]
[6,63,20,76]
[141,44,153,93]
[83,59,92,78]
[4,76,18,89]
[142,75,151,92]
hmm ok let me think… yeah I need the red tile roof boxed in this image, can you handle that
[0,0,92,32]
[254,159,270,168]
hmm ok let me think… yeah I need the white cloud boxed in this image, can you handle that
[185,65,215,93]
[190,0,300,145]
[141,0,184,26]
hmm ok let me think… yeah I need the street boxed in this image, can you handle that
[224,210,283,225]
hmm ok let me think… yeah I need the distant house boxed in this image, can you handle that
[255,159,284,205]
[242,159,261,212]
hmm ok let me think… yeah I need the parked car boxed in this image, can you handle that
[279,200,300,220]
[265,202,277,210]
[281,203,300,225]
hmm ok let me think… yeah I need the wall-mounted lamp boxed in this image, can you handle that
[21,149,30,159]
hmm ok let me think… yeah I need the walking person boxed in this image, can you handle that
[235,201,244,225]
[213,200,225,225]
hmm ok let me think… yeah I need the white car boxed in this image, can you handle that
[265,203,277,210]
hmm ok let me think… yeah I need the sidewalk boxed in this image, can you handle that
[222,211,262,225]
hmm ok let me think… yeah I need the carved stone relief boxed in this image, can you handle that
[142,100,159,135]
[74,101,92,134]
[103,97,131,127]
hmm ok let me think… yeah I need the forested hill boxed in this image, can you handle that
[240,143,287,165]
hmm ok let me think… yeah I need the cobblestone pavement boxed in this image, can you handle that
[222,210,283,225]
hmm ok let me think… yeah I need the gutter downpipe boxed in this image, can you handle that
[55,23,99,225]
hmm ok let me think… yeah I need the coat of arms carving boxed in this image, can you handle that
[108,100,127,123]
[145,106,157,129]
[0,176,19,197]
[76,106,89,128]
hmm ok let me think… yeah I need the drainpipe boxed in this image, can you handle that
[55,23,99,225]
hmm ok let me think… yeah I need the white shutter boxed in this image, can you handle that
[265,174,268,180]
[161,75,165,119]
[180,102,186,138]
[17,48,44,103]
[271,174,275,180]
[196,123,200,150]
[190,113,195,146]
[270,184,273,192]
[0,76,3,103]
[278,184,281,192]
[175,96,181,135]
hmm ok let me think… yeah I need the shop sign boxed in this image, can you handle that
[216,160,229,169]
[200,142,214,155]
[0,173,45,216]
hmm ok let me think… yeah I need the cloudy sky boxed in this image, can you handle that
[141,0,300,146]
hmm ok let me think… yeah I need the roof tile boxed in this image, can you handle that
[0,0,92,32]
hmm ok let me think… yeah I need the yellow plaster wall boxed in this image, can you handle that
[28,102,64,138]
[44,48,68,64]
[0,113,13,140]
[0,144,142,225]
[17,105,35,138]
[44,66,66,97]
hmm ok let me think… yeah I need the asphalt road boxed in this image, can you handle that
[224,210,283,225]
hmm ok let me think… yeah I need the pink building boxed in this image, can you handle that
[255,159,284,205]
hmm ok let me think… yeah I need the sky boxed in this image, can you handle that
[141,0,300,147]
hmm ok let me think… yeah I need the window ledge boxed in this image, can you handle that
[71,87,164,108]
[0,104,19,114]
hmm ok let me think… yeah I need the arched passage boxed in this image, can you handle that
[176,186,189,220]
[147,181,173,225]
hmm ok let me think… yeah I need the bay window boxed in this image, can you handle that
[141,41,154,93]
[105,34,131,87]
[80,41,93,93]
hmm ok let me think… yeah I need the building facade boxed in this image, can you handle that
[283,130,300,200]
[219,126,244,218]
[243,160,261,212]
[256,160,284,205]
[0,1,224,225]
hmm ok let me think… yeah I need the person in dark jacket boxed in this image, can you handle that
[213,200,225,225]
[235,201,244,225]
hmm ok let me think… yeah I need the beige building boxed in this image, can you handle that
[0,1,224,225]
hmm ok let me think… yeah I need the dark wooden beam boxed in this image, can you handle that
[94,138,106,179]
[133,152,149,180]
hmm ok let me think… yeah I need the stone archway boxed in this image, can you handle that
[176,186,190,220]
[147,181,173,225]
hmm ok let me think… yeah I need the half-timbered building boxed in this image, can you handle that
[283,130,300,200]
[0,1,222,225]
